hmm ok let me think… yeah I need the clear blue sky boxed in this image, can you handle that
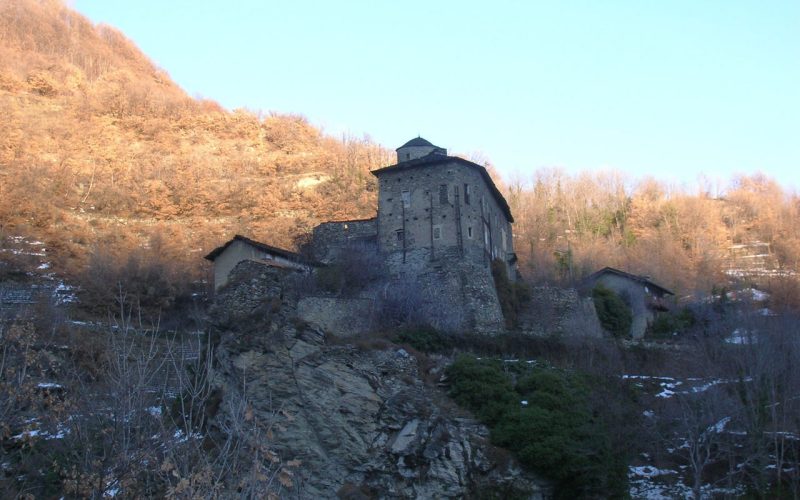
[72,0,799,191]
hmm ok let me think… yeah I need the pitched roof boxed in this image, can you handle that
[371,153,514,222]
[204,235,315,264]
[396,137,437,149]
[583,267,675,296]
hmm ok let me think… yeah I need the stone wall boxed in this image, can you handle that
[518,286,603,338]
[381,247,505,334]
[310,218,377,263]
[210,260,301,322]
[297,296,378,338]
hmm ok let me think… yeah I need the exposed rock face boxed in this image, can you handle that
[210,261,550,498]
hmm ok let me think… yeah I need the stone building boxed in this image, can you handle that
[373,137,516,277]
[307,137,516,333]
[581,267,674,339]
[209,137,517,333]
[204,235,315,291]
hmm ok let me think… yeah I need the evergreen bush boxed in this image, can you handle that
[445,355,628,498]
[393,327,452,353]
[591,285,632,337]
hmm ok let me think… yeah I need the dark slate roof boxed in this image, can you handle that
[396,137,437,150]
[204,235,316,265]
[371,153,514,223]
[583,267,675,296]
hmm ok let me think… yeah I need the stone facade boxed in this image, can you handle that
[373,154,515,278]
[310,218,377,263]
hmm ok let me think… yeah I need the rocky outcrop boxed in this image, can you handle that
[209,261,550,498]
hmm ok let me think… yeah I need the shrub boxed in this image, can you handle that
[591,285,632,337]
[445,356,628,498]
[445,355,517,426]
[648,307,696,338]
[393,327,452,353]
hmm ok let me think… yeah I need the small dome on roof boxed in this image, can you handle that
[395,136,446,162]
[396,137,437,150]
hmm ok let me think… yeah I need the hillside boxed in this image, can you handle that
[0,0,390,297]
[1,0,799,313]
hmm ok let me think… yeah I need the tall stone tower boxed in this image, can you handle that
[368,137,517,333]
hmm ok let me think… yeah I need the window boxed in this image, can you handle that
[439,184,448,205]
[433,225,442,240]
[467,226,473,239]
[396,230,404,242]
[501,228,507,252]
[401,190,411,208]
[464,184,471,205]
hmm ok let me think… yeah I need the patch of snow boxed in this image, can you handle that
[656,380,682,399]
[104,484,120,498]
[37,382,63,389]
[708,416,731,434]
[146,406,162,417]
[643,410,655,418]
[623,375,676,381]
[629,465,677,478]
[521,400,528,406]
[37,262,51,270]
[172,429,202,443]
[726,329,758,344]
[689,379,724,393]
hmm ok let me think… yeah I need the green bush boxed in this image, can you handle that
[445,356,628,499]
[592,285,632,337]
[393,327,452,353]
[648,307,696,338]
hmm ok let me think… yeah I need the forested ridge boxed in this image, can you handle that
[1,0,798,307]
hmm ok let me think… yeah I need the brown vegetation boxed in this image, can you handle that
[1,0,798,314]
[0,0,390,307]
[507,170,800,297]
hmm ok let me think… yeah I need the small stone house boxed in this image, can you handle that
[582,267,674,339]
[204,235,314,291]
